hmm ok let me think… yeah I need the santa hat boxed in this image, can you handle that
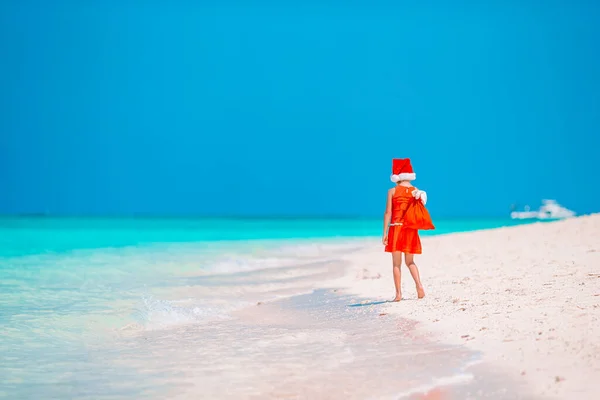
[390,158,416,182]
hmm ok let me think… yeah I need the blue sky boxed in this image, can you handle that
[1,1,599,217]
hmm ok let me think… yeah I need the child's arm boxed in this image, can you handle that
[411,188,428,205]
[382,188,393,244]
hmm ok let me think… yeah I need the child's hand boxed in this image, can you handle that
[412,189,428,205]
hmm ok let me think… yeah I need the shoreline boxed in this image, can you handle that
[325,214,600,399]
[112,215,598,399]
[116,288,530,400]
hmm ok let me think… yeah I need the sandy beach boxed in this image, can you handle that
[328,214,600,399]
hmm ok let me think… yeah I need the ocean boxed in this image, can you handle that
[0,216,533,399]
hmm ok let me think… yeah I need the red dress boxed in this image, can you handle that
[385,186,435,254]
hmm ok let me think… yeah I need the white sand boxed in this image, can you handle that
[327,214,600,399]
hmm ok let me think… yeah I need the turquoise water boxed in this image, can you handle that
[0,216,532,398]
[0,216,532,256]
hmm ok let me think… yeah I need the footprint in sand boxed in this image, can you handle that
[357,268,382,280]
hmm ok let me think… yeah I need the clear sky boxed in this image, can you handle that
[1,1,599,217]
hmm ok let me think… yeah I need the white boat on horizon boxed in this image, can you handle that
[510,199,576,220]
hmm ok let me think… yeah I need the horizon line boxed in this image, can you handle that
[0,213,512,220]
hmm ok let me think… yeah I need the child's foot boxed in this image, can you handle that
[417,286,425,299]
[392,294,402,302]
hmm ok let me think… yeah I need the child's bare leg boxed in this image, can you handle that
[392,252,403,301]
[404,253,425,298]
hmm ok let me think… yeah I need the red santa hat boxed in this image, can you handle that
[390,158,416,182]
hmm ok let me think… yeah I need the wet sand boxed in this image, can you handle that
[110,290,530,400]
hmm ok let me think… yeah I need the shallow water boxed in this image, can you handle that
[117,290,481,399]
[0,241,363,399]
[33,290,529,400]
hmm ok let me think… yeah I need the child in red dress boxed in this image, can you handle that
[383,158,435,302]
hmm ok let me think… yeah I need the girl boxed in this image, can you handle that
[383,158,435,302]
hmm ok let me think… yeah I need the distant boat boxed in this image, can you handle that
[510,199,576,220]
